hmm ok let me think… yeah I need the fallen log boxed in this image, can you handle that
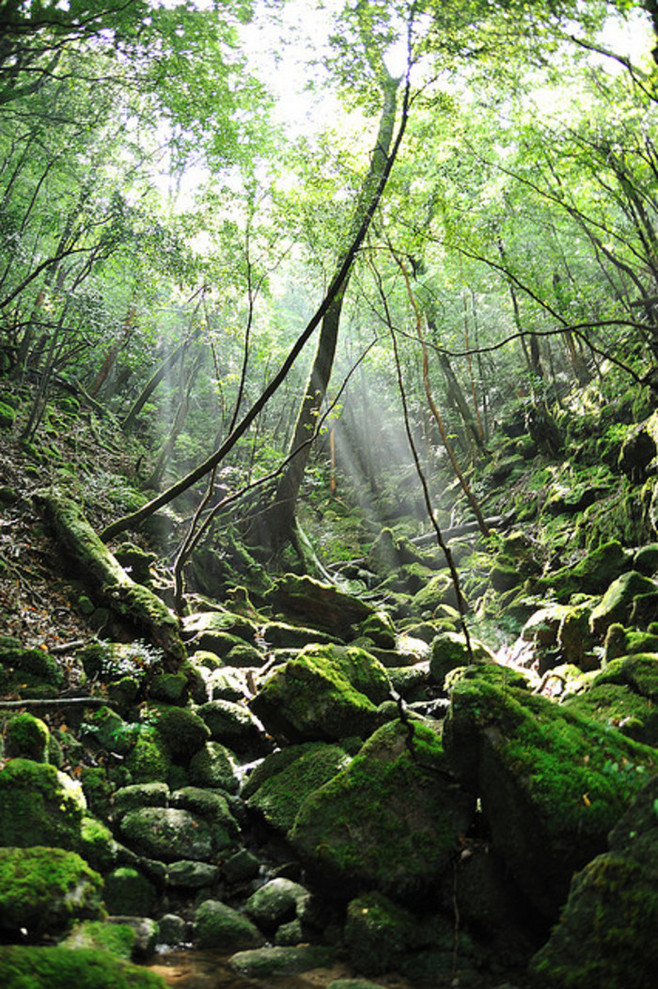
[34,491,185,670]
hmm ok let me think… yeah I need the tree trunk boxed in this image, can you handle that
[257,72,401,551]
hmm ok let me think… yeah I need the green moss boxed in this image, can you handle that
[590,571,657,637]
[60,921,136,960]
[0,759,85,849]
[594,653,658,700]
[103,869,156,917]
[0,846,103,937]
[0,946,166,989]
[0,400,16,428]
[245,742,350,832]
[79,817,117,873]
[194,900,264,951]
[289,719,472,899]
[344,892,415,976]
[151,705,210,760]
[123,728,171,784]
[3,713,49,761]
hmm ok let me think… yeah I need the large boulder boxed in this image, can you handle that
[119,807,233,862]
[268,574,374,638]
[288,718,473,900]
[250,644,391,743]
[0,759,86,849]
[0,945,166,989]
[243,742,350,832]
[590,571,657,637]
[196,699,271,756]
[530,776,658,988]
[0,846,103,938]
[444,679,658,918]
[194,900,264,951]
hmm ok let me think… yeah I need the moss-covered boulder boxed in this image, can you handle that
[0,400,16,428]
[169,786,240,837]
[194,899,264,951]
[103,868,157,916]
[60,921,137,960]
[244,878,310,933]
[538,539,631,603]
[151,705,210,761]
[0,759,86,849]
[119,806,232,862]
[268,574,375,638]
[182,611,260,653]
[250,644,390,743]
[411,573,460,615]
[344,892,417,977]
[530,776,658,988]
[0,847,103,938]
[196,699,270,756]
[3,712,50,761]
[187,741,240,793]
[122,727,171,784]
[229,945,336,978]
[0,636,64,689]
[590,571,657,638]
[243,742,350,833]
[444,679,658,918]
[0,945,166,989]
[288,718,473,900]
[428,631,495,686]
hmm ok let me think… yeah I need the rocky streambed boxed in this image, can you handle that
[4,509,658,988]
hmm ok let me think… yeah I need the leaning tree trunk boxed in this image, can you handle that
[258,71,401,551]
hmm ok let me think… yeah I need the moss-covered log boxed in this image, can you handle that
[34,491,185,670]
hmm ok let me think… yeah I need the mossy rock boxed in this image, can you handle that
[268,573,375,637]
[344,891,416,976]
[151,705,210,761]
[194,899,264,951]
[288,718,473,900]
[0,400,16,428]
[79,706,133,757]
[229,945,336,978]
[563,682,658,746]
[244,742,350,834]
[0,639,64,687]
[260,620,341,649]
[167,860,218,888]
[357,611,396,649]
[196,699,270,756]
[444,679,658,919]
[112,782,170,815]
[187,741,240,793]
[244,877,310,932]
[411,573,460,615]
[123,727,171,784]
[530,776,658,988]
[590,571,658,637]
[250,644,390,743]
[0,945,166,989]
[182,610,259,646]
[444,661,530,692]
[3,712,49,761]
[148,672,189,705]
[119,806,230,862]
[592,653,658,701]
[169,787,239,836]
[539,539,631,603]
[79,815,118,872]
[103,868,157,916]
[0,759,86,849]
[428,631,495,686]
[0,846,103,937]
[60,921,137,960]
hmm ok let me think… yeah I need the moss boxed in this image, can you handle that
[250,644,390,743]
[428,631,495,685]
[0,759,86,849]
[80,707,133,756]
[538,539,630,603]
[60,921,136,960]
[151,705,210,760]
[245,742,350,832]
[0,946,166,989]
[230,945,336,978]
[103,869,156,917]
[3,713,49,762]
[187,741,239,793]
[147,672,188,705]
[123,728,171,784]
[344,892,415,976]
[289,719,472,900]
[0,400,16,428]
[194,900,264,951]
[590,571,658,637]
[0,846,103,937]
[79,817,117,873]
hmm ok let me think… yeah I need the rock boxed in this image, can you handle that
[243,742,350,832]
[148,672,189,705]
[428,631,495,686]
[80,706,134,756]
[229,945,336,978]
[289,718,473,900]
[444,679,658,918]
[344,891,416,976]
[0,636,63,688]
[540,539,631,603]
[60,920,136,959]
[261,621,342,648]
[169,787,239,835]
[222,849,261,884]
[183,611,259,648]
[194,899,265,951]
[530,776,658,988]
[150,705,210,761]
[3,712,49,761]
[0,945,166,988]
[187,742,240,793]
[123,728,171,784]
[633,542,658,575]
[268,574,374,637]
[108,916,159,958]
[0,846,103,938]
[244,878,311,932]
[119,807,231,862]
[0,758,86,849]
[112,782,170,816]
[250,644,391,743]
[103,868,157,915]
[79,815,118,872]
[157,913,188,946]
[196,699,271,756]
[327,982,389,989]
[356,611,396,649]
[411,573,460,615]
[167,860,218,888]
[590,571,657,637]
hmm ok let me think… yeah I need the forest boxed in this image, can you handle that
[2,0,658,987]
